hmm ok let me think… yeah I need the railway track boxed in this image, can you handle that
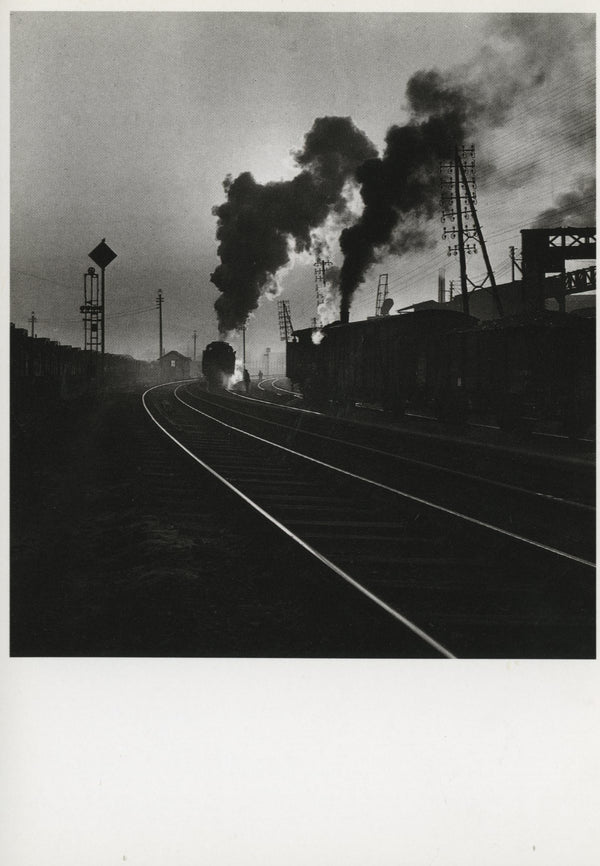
[143,381,596,659]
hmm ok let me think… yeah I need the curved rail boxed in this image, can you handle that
[142,382,455,658]
[181,386,595,565]
[229,388,593,512]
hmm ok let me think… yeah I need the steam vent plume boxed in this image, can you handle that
[210,116,377,334]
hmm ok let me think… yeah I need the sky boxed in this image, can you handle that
[9,10,596,363]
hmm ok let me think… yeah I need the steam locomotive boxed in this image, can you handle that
[286,308,595,437]
[202,341,236,389]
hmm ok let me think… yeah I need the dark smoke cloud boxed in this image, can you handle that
[338,13,595,317]
[210,14,594,329]
[533,175,596,228]
[338,70,477,321]
[210,116,376,333]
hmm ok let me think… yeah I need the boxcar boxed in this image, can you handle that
[286,309,595,436]
[287,309,476,414]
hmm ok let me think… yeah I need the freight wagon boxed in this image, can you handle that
[286,309,595,437]
[10,324,154,405]
[287,309,475,414]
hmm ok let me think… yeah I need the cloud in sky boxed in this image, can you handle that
[9,12,595,359]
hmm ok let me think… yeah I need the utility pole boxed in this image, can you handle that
[193,330,197,360]
[30,311,36,338]
[457,154,503,316]
[441,146,502,318]
[441,150,474,316]
[453,148,469,315]
[242,325,246,369]
[156,289,164,358]
[509,246,523,282]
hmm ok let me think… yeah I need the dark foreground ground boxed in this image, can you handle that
[11,390,439,657]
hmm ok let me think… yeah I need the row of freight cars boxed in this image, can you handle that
[286,309,595,438]
[11,324,155,406]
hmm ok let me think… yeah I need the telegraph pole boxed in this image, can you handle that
[193,330,197,360]
[441,150,473,317]
[242,325,246,369]
[509,246,522,282]
[453,148,469,315]
[458,154,503,316]
[30,311,36,339]
[156,290,164,358]
[441,146,502,318]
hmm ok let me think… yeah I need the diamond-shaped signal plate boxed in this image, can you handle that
[88,239,117,269]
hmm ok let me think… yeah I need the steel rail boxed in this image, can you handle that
[252,382,593,443]
[142,383,454,659]
[233,387,325,417]
[175,385,595,569]
[271,378,303,397]
[194,386,595,514]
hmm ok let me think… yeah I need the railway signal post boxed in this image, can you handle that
[88,238,117,359]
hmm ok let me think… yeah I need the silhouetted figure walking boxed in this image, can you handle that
[243,367,251,393]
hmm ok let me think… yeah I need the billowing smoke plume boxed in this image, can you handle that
[533,174,596,228]
[337,13,595,319]
[210,116,376,333]
[338,70,478,322]
[210,14,594,329]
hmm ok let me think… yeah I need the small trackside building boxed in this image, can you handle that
[159,350,191,382]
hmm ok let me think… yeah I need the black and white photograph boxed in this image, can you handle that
[3,4,599,865]
[10,8,595,660]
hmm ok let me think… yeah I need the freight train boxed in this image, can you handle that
[10,323,154,405]
[202,341,236,389]
[286,308,595,438]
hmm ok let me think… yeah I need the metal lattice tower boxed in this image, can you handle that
[440,146,502,316]
[80,267,102,352]
[277,299,294,341]
[440,145,478,257]
[314,258,333,309]
[375,274,389,316]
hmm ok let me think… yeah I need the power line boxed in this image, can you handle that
[34,305,159,325]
